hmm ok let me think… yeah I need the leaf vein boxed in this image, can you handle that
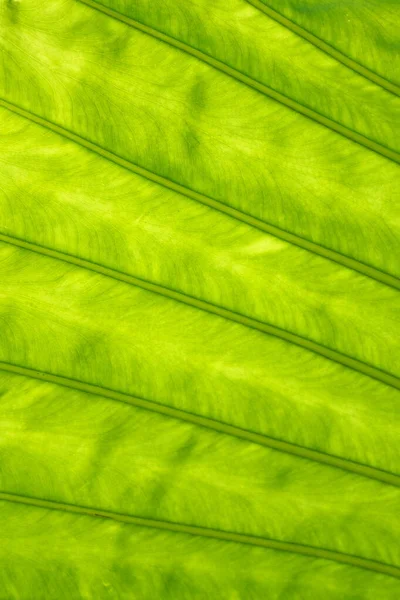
[1,491,400,579]
[77,0,400,163]
[0,97,398,291]
[0,360,399,487]
[1,231,399,390]
[245,0,400,97]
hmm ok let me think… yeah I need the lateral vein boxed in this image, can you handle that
[1,491,400,579]
[77,0,400,163]
[0,231,399,391]
[0,360,399,487]
[0,97,399,292]
[245,0,400,97]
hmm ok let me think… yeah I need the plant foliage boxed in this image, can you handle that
[0,0,399,598]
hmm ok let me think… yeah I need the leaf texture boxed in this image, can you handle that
[249,0,400,90]
[0,0,399,598]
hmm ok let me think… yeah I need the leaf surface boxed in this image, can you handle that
[0,0,399,598]
[249,0,400,88]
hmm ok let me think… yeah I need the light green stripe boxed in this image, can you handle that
[0,231,399,391]
[246,0,400,97]
[0,360,399,487]
[0,97,398,292]
[78,0,400,163]
[1,491,400,579]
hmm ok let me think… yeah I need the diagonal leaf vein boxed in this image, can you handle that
[0,360,399,487]
[245,0,400,97]
[77,0,400,163]
[1,491,400,579]
[0,231,399,390]
[0,97,398,292]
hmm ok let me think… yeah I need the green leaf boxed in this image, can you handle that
[248,0,400,91]
[0,0,399,598]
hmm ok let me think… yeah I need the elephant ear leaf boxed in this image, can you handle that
[0,0,400,598]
